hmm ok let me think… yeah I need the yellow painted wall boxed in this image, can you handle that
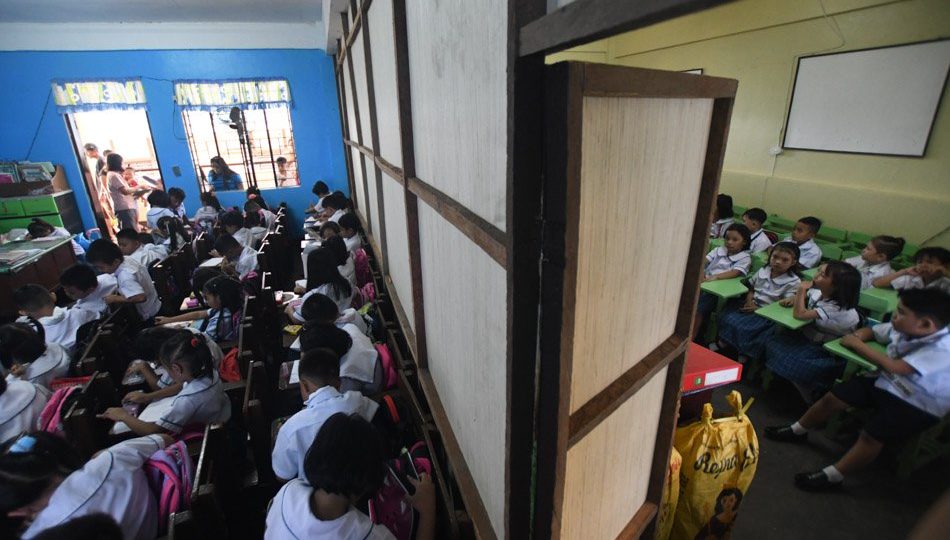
[549,0,950,246]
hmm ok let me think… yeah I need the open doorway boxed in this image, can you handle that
[64,109,164,237]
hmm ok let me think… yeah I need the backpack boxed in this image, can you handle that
[372,394,413,457]
[38,386,82,435]
[374,343,399,391]
[219,347,242,383]
[354,248,372,288]
[368,441,433,540]
[360,282,376,306]
[144,432,202,535]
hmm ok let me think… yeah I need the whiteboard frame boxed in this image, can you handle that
[781,39,950,158]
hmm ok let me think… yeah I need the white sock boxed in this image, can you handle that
[822,465,844,483]
[790,422,808,435]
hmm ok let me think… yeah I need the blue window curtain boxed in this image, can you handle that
[173,78,293,111]
[50,78,148,113]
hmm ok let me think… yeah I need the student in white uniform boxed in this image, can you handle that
[265,413,435,540]
[709,194,735,238]
[766,288,950,491]
[324,236,357,287]
[155,276,245,343]
[245,200,277,231]
[298,247,355,313]
[306,180,330,216]
[0,324,70,390]
[844,235,903,290]
[193,192,223,233]
[300,316,384,395]
[145,190,177,232]
[168,187,188,224]
[215,233,259,280]
[741,207,773,254]
[272,348,379,482]
[122,327,224,406]
[59,264,118,316]
[873,247,950,294]
[1,431,172,540]
[244,210,268,248]
[322,193,346,224]
[116,228,167,268]
[694,223,752,341]
[26,217,85,258]
[0,377,49,444]
[220,210,254,249]
[338,213,364,254]
[86,240,162,323]
[782,216,823,269]
[98,331,231,435]
[13,284,99,352]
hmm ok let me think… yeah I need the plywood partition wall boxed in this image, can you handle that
[535,62,737,539]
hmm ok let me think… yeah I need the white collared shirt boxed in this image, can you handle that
[156,329,223,387]
[232,228,254,249]
[784,236,822,268]
[193,205,219,224]
[749,229,773,253]
[801,288,859,343]
[709,217,734,238]
[872,324,950,417]
[49,226,85,256]
[891,275,950,295]
[749,267,800,306]
[235,246,259,279]
[704,246,751,277]
[294,284,355,323]
[265,479,395,540]
[155,372,231,433]
[271,386,378,481]
[328,209,345,223]
[128,243,166,268]
[0,380,49,444]
[344,234,362,254]
[249,226,268,247]
[73,274,118,316]
[146,207,176,231]
[20,306,98,352]
[339,254,356,286]
[6,343,70,390]
[22,435,167,540]
[844,256,893,290]
[116,259,162,320]
[340,323,379,384]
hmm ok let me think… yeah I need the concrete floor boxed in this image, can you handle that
[699,378,949,540]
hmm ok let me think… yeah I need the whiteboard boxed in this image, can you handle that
[783,40,950,156]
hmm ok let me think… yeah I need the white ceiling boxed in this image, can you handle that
[0,0,322,23]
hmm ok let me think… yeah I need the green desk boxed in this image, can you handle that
[0,237,76,319]
[801,267,818,280]
[755,302,811,330]
[709,237,724,249]
[700,277,748,299]
[859,287,898,320]
[823,338,883,376]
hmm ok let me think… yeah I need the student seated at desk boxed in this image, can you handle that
[25,217,85,258]
[0,323,70,390]
[215,233,259,281]
[121,326,224,406]
[297,247,354,313]
[244,209,268,248]
[325,236,356,287]
[0,376,49,445]
[193,191,223,234]
[338,213,363,254]
[168,187,187,224]
[13,284,98,352]
[694,223,752,342]
[766,289,950,491]
[844,235,904,290]
[320,220,341,242]
[288,291,369,334]
[245,186,271,211]
[86,240,162,325]
[144,190,177,234]
[300,305,384,395]
[765,261,861,402]
[716,242,802,362]
[782,216,823,269]
[321,192,347,224]
[155,276,244,343]
[265,413,435,540]
[306,180,330,215]
[741,207,773,254]
[272,348,379,482]
[873,247,950,294]
[709,194,734,238]
[245,199,276,231]
[116,228,166,268]
[220,210,253,249]
[0,431,174,540]
[98,331,231,435]
[155,215,190,255]
[59,263,117,316]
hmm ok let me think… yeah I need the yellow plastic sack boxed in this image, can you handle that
[670,391,758,540]
[654,446,682,540]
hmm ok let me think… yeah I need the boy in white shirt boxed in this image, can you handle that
[741,207,773,254]
[844,235,903,290]
[116,228,167,268]
[220,210,254,249]
[59,264,117,316]
[338,213,363,253]
[766,288,950,491]
[306,180,330,215]
[272,348,379,482]
[873,247,950,294]
[322,193,346,223]
[86,240,162,323]
[783,216,823,269]
[168,187,188,223]
[12,284,98,352]
[214,233,259,280]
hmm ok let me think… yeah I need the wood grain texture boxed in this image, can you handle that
[381,171,414,330]
[367,0,402,168]
[417,203,507,538]
[350,35,374,151]
[568,95,713,413]
[405,0,508,231]
[561,366,668,540]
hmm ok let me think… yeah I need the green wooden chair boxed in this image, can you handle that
[733,205,747,218]
[765,214,795,233]
[817,225,848,244]
[902,243,920,259]
[841,249,861,261]
[847,231,873,246]
[817,242,844,261]
[859,287,898,321]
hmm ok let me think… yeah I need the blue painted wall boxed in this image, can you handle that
[0,49,345,233]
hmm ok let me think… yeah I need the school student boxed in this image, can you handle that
[694,223,753,341]
[0,376,49,444]
[86,240,162,323]
[0,324,70,390]
[307,180,330,215]
[168,187,187,223]
[97,331,231,435]
[272,348,379,482]
[220,210,253,249]
[0,431,173,540]
[320,220,341,242]
[13,284,98,352]
[325,235,357,287]
[844,235,904,289]
[244,209,268,248]
[193,191,222,233]
[716,242,802,362]
[59,263,117,316]
[338,213,363,253]
[873,247,950,294]
[245,199,277,230]
[265,413,435,540]
[298,247,354,313]
[322,193,346,223]
[766,289,950,491]
[764,261,862,401]
[25,218,85,257]
[122,327,224,406]
[155,276,244,342]
[145,190,177,232]
[214,233,259,280]
[741,207,773,253]
[245,186,271,211]
[709,194,734,238]
[300,312,384,395]
[783,216,823,269]
[116,228,167,268]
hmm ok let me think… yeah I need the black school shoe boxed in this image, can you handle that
[794,470,842,492]
[764,424,808,443]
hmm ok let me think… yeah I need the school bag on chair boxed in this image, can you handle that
[368,441,433,540]
[354,248,372,288]
[38,386,82,435]
[144,431,202,535]
[374,343,399,391]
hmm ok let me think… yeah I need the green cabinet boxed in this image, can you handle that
[0,191,81,234]
[0,199,23,217]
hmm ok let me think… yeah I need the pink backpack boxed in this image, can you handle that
[144,432,201,535]
[38,386,81,435]
[368,441,433,540]
[354,248,372,287]
[361,282,376,304]
[374,343,399,391]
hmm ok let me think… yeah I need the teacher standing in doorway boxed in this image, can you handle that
[106,153,142,231]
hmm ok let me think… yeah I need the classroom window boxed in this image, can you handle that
[181,104,299,192]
